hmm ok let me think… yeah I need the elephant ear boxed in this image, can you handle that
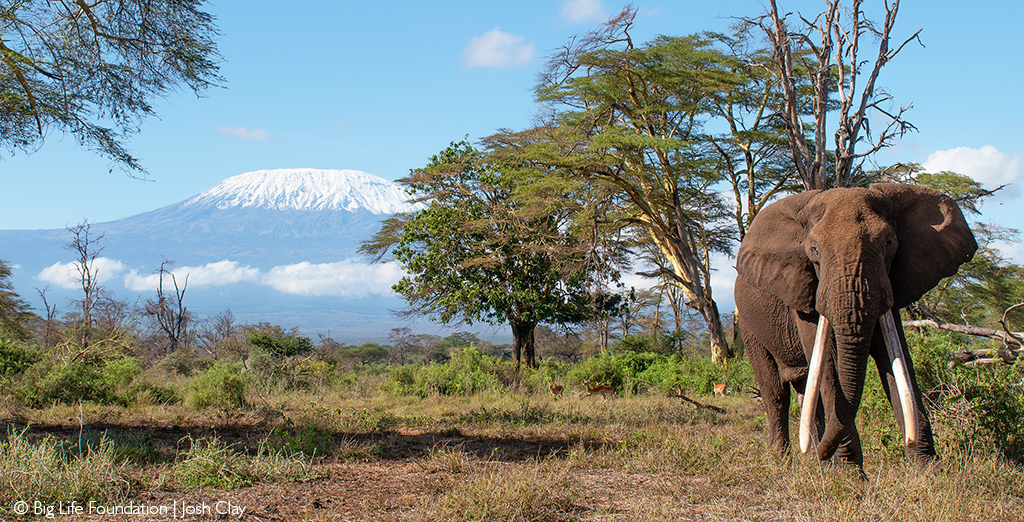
[736,190,821,313]
[871,183,978,309]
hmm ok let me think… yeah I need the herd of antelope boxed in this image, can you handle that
[548,380,730,399]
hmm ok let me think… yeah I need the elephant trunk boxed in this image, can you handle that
[815,328,872,461]
[799,272,919,462]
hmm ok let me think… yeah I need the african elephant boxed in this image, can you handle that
[734,183,977,466]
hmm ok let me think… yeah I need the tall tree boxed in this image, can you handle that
[360,141,621,369]
[706,30,803,241]
[745,0,920,189]
[518,8,741,363]
[1,0,221,171]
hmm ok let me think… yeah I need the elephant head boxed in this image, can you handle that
[736,183,977,461]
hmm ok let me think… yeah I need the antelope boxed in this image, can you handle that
[670,386,687,397]
[548,382,564,398]
[583,380,614,399]
[713,382,727,396]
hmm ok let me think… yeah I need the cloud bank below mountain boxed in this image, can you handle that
[36,258,401,298]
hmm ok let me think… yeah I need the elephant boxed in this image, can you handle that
[734,183,977,466]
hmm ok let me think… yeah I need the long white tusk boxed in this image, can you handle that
[880,309,918,447]
[799,315,830,454]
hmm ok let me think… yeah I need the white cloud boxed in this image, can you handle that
[36,258,127,290]
[260,260,403,297]
[561,0,607,23]
[462,28,535,69]
[218,126,274,141]
[123,260,260,292]
[923,145,1023,199]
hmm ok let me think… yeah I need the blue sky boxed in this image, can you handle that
[2,0,1022,269]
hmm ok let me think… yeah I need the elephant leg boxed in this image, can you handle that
[747,339,791,453]
[869,313,937,463]
[737,276,802,454]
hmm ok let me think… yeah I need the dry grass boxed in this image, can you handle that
[4,389,1023,521]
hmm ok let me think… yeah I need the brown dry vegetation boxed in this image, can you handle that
[3,389,1023,522]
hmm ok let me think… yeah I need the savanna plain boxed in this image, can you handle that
[2,332,1023,522]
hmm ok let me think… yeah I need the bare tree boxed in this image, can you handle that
[65,219,104,346]
[35,287,61,347]
[196,310,245,360]
[746,0,921,189]
[143,260,192,357]
[387,327,419,366]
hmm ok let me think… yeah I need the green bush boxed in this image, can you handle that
[566,352,748,396]
[860,330,1024,463]
[21,359,111,407]
[0,336,41,377]
[247,330,314,358]
[185,361,250,409]
[380,347,505,397]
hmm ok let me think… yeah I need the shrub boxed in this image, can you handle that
[380,347,506,397]
[247,329,314,358]
[20,359,111,407]
[566,352,748,396]
[185,361,250,409]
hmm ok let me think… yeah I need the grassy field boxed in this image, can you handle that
[3,381,1023,521]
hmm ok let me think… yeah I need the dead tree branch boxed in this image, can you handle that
[905,301,1024,365]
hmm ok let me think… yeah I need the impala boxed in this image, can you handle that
[713,383,727,396]
[548,382,563,398]
[583,380,614,399]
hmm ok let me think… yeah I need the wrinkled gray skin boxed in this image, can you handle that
[734,183,977,466]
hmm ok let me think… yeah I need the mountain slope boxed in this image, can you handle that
[0,168,421,336]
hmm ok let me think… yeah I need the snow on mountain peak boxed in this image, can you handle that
[185,168,419,214]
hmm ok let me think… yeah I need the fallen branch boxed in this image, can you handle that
[904,301,1024,366]
[903,318,1023,348]
[669,392,728,414]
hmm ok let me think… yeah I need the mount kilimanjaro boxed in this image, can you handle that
[0,169,425,338]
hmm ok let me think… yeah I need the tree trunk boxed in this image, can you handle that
[511,320,538,369]
[701,299,732,364]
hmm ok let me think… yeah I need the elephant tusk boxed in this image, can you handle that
[799,314,830,454]
[880,309,918,447]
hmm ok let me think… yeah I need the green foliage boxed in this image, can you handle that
[567,351,752,396]
[361,140,622,367]
[0,260,35,340]
[861,330,1024,463]
[1,0,222,171]
[380,347,508,397]
[333,343,389,368]
[19,356,144,407]
[185,361,250,409]
[0,336,41,377]
[246,324,315,358]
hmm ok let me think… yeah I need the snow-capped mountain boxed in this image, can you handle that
[186,169,418,214]
[0,169,423,338]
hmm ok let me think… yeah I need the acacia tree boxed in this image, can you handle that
[1,0,221,171]
[0,259,34,340]
[360,141,621,369]
[518,8,741,363]
[706,31,804,241]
